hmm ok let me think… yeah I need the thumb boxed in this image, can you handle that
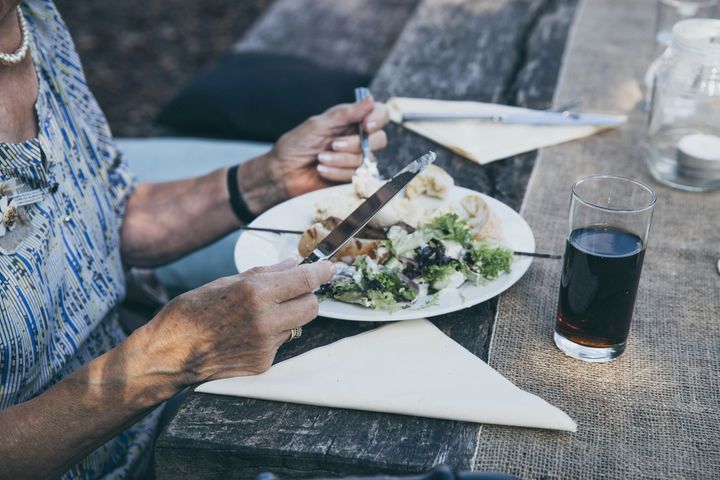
[322,96,374,127]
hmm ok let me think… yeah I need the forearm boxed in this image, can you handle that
[120,152,286,268]
[120,165,241,267]
[0,323,182,479]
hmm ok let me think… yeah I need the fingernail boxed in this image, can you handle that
[317,164,331,174]
[332,140,348,150]
[367,121,377,131]
[318,152,334,163]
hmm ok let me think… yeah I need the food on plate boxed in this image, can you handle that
[313,192,362,224]
[298,220,382,264]
[405,164,454,199]
[352,167,384,199]
[314,170,427,229]
[315,213,513,311]
[436,194,503,241]
[312,164,499,235]
[303,165,514,311]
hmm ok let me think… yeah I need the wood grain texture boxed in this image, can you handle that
[156,1,578,478]
[372,0,579,210]
[234,0,421,76]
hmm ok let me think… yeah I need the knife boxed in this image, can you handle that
[237,227,560,259]
[239,226,559,259]
[301,151,437,264]
[400,111,625,127]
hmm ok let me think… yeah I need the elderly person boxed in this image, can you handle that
[0,1,389,478]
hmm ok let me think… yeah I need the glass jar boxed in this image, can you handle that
[643,0,719,108]
[645,19,720,191]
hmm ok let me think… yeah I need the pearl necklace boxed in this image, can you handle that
[0,7,29,67]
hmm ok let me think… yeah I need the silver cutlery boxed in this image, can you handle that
[399,109,624,127]
[354,87,381,179]
[301,151,436,264]
[236,226,560,259]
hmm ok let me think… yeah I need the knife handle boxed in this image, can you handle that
[355,87,371,102]
[300,248,326,265]
[355,87,372,155]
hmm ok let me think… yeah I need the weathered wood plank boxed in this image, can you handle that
[373,0,578,209]
[156,1,578,478]
[234,0,421,76]
[156,317,480,479]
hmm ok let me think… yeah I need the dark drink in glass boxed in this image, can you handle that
[556,226,645,349]
[554,176,655,362]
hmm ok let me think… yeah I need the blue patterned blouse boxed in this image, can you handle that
[0,1,162,478]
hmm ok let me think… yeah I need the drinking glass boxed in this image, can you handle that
[554,175,656,363]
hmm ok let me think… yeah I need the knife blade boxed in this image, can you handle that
[400,111,625,127]
[301,151,437,264]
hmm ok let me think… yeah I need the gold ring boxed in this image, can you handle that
[287,326,303,343]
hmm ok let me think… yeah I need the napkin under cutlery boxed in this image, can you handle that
[196,319,577,432]
[387,97,626,165]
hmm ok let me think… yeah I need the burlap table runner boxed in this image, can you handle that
[473,0,720,478]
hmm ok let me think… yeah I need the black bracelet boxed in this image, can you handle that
[227,165,257,224]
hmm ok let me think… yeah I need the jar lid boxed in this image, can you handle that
[672,19,720,60]
[676,133,720,180]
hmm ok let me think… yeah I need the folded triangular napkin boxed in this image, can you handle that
[196,319,577,432]
[387,97,625,165]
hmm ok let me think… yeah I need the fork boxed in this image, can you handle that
[354,87,381,179]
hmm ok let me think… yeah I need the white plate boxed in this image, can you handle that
[234,185,534,322]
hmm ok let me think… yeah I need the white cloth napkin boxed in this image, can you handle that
[196,319,577,432]
[387,97,625,165]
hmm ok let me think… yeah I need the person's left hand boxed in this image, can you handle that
[237,96,389,215]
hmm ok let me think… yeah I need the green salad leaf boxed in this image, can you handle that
[466,242,513,280]
[317,213,514,310]
[386,226,429,257]
[425,213,474,247]
[367,290,402,312]
[426,263,463,293]
[320,257,418,310]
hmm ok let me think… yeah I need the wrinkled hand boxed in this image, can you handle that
[153,259,335,384]
[237,96,390,214]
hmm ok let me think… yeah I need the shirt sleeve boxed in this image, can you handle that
[106,150,138,220]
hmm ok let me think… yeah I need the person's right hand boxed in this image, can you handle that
[148,258,335,388]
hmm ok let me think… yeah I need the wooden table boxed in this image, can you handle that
[155,1,579,478]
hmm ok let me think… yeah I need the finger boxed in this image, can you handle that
[264,261,335,302]
[242,258,297,276]
[276,293,319,331]
[363,102,390,133]
[322,96,374,127]
[331,130,388,153]
[316,165,356,183]
[317,152,363,169]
